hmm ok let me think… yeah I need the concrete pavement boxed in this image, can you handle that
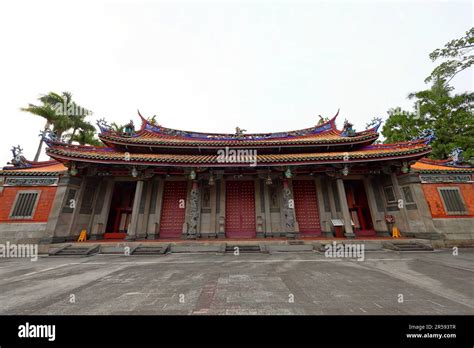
[0,249,473,315]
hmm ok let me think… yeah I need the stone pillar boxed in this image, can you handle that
[255,178,264,238]
[263,183,272,237]
[209,183,217,237]
[126,180,144,240]
[90,178,115,240]
[363,176,387,236]
[218,179,226,238]
[315,177,332,237]
[336,177,355,238]
[327,179,338,218]
[186,181,200,239]
[41,177,73,243]
[390,172,409,233]
[282,179,298,239]
[67,178,87,239]
[137,180,153,240]
[148,178,164,239]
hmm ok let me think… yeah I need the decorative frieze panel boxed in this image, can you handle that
[420,174,472,184]
[4,177,59,187]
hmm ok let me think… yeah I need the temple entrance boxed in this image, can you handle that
[159,181,187,239]
[292,180,322,236]
[343,180,375,236]
[105,181,136,239]
[225,180,256,238]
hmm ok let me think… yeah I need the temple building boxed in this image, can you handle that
[0,111,473,245]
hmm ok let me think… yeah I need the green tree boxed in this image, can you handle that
[426,27,474,84]
[381,106,425,143]
[383,28,474,161]
[382,79,474,160]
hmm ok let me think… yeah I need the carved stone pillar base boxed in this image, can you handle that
[89,234,104,241]
[344,232,356,239]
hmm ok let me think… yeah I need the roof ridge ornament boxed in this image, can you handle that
[96,118,112,133]
[8,145,31,168]
[365,117,383,133]
[341,119,356,137]
[40,128,61,145]
[448,147,464,166]
[317,115,330,126]
[411,129,436,145]
[235,127,247,138]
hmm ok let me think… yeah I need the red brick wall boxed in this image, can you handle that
[422,183,474,218]
[0,186,57,222]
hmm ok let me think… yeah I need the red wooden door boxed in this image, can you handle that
[159,181,188,239]
[344,181,375,236]
[225,181,256,238]
[292,180,322,236]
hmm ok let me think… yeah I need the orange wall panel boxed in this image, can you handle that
[422,183,474,218]
[0,186,57,222]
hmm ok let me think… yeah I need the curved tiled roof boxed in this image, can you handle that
[411,159,474,174]
[0,162,67,176]
[98,110,381,148]
[46,142,431,167]
[99,128,379,148]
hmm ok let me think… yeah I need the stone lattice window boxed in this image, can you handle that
[10,191,40,219]
[401,186,415,204]
[383,186,397,204]
[438,187,467,215]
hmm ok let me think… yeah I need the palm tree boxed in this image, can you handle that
[111,122,125,133]
[21,91,97,161]
[20,103,59,162]
[40,92,92,143]
[72,126,102,146]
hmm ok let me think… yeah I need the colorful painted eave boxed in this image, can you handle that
[45,142,431,167]
[98,110,381,148]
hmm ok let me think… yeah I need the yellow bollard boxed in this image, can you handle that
[392,226,401,238]
[77,229,87,242]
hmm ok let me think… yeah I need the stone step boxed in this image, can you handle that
[171,244,225,253]
[49,244,99,256]
[288,240,306,245]
[225,245,262,253]
[402,232,443,240]
[388,242,433,252]
[266,244,314,253]
[131,244,170,255]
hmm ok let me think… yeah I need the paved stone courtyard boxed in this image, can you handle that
[0,249,473,315]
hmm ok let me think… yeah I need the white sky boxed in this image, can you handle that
[0,0,472,166]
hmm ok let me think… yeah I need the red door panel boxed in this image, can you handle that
[159,181,187,239]
[226,181,256,238]
[344,180,375,236]
[292,180,322,236]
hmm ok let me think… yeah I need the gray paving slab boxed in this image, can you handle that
[0,249,472,315]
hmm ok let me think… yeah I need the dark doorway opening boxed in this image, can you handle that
[343,180,375,236]
[105,181,137,239]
